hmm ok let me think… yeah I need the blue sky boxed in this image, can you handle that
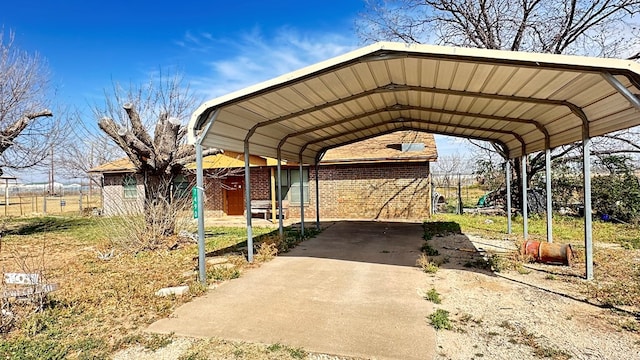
[2,0,466,180]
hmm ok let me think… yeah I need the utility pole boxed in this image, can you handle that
[50,146,54,195]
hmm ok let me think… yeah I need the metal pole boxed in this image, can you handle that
[522,155,528,240]
[299,154,305,236]
[277,149,284,239]
[506,160,512,234]
[583,135,593,280]
[315,161,320,230]
[545,147,553,243]
[244,144,254,262]
[4,179,8,216]
[195,142,207,285]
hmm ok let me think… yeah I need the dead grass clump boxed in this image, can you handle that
[417,254,441,274]
[487,249,533,273]
[255,242,278,263]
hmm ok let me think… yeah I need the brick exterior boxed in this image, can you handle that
[99,164,430,220]
[288,162,431,220]
[250,167,271,200]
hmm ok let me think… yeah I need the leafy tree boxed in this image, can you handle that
[591,155,640,223]
[96,72,220,238]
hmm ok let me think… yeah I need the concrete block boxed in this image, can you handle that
[155,286,189,297]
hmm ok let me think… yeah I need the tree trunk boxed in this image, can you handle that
[143,171,176,238]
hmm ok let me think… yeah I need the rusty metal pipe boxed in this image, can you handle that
[521,240,573,266]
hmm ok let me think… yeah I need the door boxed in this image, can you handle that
[224,178,245,215]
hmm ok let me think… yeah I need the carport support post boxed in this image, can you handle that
[545,147,553,243]
[583,135,593,280]
[299,154,305,236]
[315,161,320,230]
[522,155,528,240]
[195,142,206,285]
[244,144,254,262]
[506,160,512,234]
[277,149,284,239]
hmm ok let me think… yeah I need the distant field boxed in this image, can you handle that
[0,195,101,216]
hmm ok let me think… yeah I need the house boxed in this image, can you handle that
[89,130,438,220]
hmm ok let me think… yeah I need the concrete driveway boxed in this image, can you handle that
[148,221,436,360]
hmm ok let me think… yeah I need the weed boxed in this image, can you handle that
[545,274,557,280]
[517,266,531,275]
[417,254,439,274]
[421,243,440,256]
[0,337,70,359]
[288,347,306,359]
[459,313,473,323]
[207,265,240,281]
[533,346,572,359]
[424,288,442,304]
[488,331,499,336]
[265,343,305,359]
[255,242,278,262]
[620,319,639,332]
[429,309,452,330]
[267,343,284,352]
[143,333,174,351]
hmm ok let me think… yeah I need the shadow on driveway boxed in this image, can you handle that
[148,220,436,360]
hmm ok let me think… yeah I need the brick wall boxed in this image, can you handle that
[250,167,271,200]
[288,162,431,221]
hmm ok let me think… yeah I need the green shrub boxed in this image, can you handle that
[424,288,442,304]
[421,243,440,256]
[429,309,452,330]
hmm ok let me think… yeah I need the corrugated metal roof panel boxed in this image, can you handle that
[189,42,640,163]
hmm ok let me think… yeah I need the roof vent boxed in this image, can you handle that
[387,143,425,152]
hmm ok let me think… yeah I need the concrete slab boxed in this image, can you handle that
[147,221,436,360]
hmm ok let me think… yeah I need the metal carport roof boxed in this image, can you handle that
[187,41,640,282]
[188,41,640,163]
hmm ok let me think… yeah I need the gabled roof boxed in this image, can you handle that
[88,158,136,174]
[89,152,274,174]
[321,130,437,164]
[188,41,640,163]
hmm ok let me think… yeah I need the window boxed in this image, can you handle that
[278,168,309,204]
[122,174,137,199]
[172,175,191,199]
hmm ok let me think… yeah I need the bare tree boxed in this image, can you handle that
[95,72,221,237]
[358,0,640,210]
[358,0,640,57]
[57,111,123,186]
[0,30,64,175]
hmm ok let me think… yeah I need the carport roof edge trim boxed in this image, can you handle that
[188,41,640,161]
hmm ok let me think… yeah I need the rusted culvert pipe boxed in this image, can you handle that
[521,240,573,266]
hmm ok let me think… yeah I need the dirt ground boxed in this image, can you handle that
[115,230,640,360]
[428,233,640,360]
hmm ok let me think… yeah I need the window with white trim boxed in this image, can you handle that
[122,174,138,199]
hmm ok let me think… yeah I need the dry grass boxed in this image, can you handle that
[432,213,640,310]
[0,216,274,359]
[0,195,101,216]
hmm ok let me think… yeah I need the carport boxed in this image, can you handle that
[187,42,640,281]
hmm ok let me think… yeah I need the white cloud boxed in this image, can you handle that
[184,27,358,99]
